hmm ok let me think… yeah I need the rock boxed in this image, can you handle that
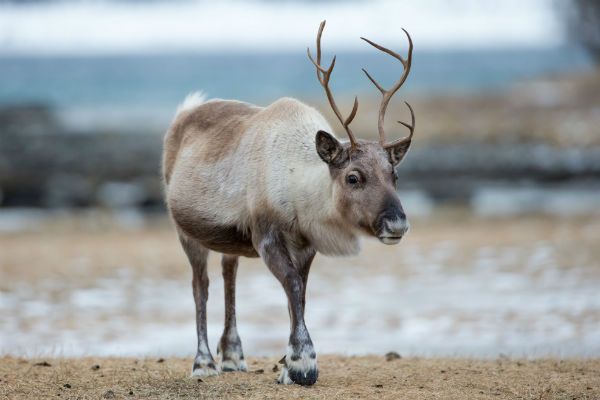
[0,104,59,136]
[96,181,147,209]
[385,351,402,361]
[44,174,93,207]
[33,361,52,367]
[102,390,116,399]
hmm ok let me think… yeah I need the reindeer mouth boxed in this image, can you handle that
[378,235,403,245]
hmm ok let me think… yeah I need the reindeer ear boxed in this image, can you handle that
[315,130,346,166]
[386,140,411,166]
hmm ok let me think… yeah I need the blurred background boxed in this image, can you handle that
[1,0,599,358]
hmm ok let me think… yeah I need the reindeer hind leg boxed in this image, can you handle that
[178,232,219,377]
[217,254,247,372]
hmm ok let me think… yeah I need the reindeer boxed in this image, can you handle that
[162,21,415,386]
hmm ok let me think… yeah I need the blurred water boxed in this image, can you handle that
[0,47,591,129]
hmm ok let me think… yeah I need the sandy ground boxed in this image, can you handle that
[2,355,600,400]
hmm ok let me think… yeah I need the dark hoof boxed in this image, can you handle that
[191,360,219,377]
[219,357,248,372]
[288,367,318,386]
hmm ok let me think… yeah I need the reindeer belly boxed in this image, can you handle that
[167,146,259,256]
[171,206,258,257]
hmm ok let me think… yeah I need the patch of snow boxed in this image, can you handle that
[1,237,599,358]
[0,208,47,233]
[472,187,600,217]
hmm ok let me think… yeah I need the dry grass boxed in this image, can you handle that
[1,355,599,400]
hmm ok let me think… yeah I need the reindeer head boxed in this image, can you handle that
[308,20,415,244]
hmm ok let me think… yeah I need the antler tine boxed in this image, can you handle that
[384,101,415,149]
[307,20,359,152]
[361,36,406,66]
[307,49,335,82]
[361,28,414,147]
[308,20,326,83]
[361,68,385,94]
[345,96,359,126]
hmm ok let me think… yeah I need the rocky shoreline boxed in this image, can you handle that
[1,103,599,210]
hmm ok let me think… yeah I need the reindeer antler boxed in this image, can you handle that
[307,20,359,152]
[361,29,415,149]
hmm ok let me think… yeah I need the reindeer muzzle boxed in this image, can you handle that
[376,215,410,245]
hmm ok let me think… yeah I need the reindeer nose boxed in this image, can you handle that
[386,215,409,234]
[376,210,409,245]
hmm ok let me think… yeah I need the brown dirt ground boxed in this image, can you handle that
[1,356,599,400]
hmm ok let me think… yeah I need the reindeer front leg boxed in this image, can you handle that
[255,229,318,386]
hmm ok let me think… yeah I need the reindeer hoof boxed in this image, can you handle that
[278,365,318,386]
[277,352,318,386]
[217,339,247,372]
[220,358,248,372]
[191,360,220,377]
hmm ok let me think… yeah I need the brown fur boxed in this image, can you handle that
[171,206,258,257]
[163,100,261,184]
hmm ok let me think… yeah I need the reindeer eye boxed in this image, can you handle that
[346,173,360,185]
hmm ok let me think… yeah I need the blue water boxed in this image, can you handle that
[0,47,591,126]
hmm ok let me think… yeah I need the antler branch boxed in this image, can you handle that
[307,20,359,152]
[361,28,415,149]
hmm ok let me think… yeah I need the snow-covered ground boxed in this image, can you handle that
[1,211,599,358]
